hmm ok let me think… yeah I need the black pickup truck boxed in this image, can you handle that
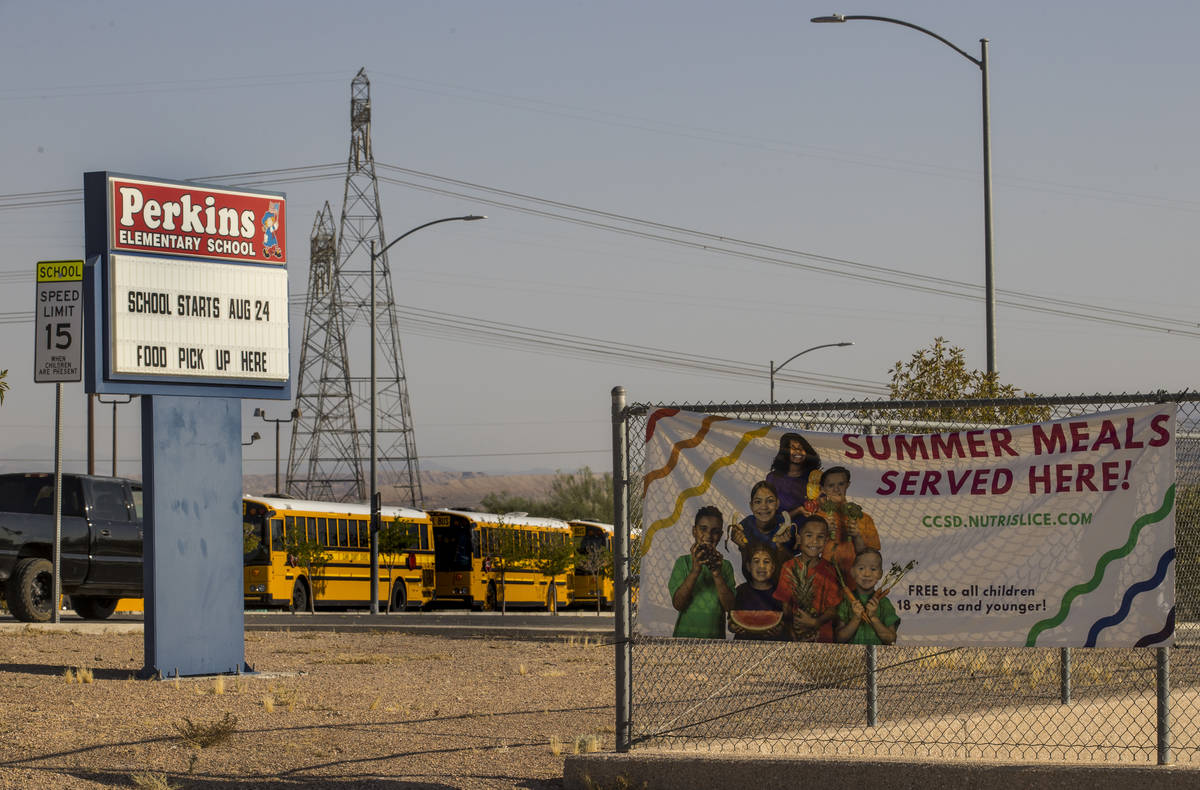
[0,472,143,622]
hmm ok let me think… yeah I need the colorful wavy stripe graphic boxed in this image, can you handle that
[642,415,731,496]
[1025,484,1175,647]
[644,408,680,441]
[1083,548,1174,647]
[1134,607,1175,648]
[642,424,771,553]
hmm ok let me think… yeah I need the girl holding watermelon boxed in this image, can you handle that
[727,542,786,640]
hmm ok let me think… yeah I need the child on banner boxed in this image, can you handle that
[729,481,798,556]
[805,466,881,578]
[766,432,823,518]
[835,549,901,645]
[773,515,841,642]
[727,541,786,641]
[669,506,737,638]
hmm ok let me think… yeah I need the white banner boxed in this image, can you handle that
[638,404,1176,647]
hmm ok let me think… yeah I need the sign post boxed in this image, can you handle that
[34,259,84,625]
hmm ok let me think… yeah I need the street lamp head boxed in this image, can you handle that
[290,408,302,420]
[464,215,486,221]
[811,14,846,23]
[251,432,261,441]
[252,407,264,418]
[836,341,854,347]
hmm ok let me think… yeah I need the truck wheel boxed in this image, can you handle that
[72,595,119,620]
[390,581,408,612]
[7,557,54,623]
[290,579,309,613]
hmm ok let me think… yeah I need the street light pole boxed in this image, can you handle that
[254,407,302,495]
[769,342,854,406]
[96,394,134,476]
[812,14,996,375]
[368,214,486,614]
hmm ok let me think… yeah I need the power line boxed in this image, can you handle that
[2,163,1197,337]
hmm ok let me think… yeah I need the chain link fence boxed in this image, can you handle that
[612,391,1199,764]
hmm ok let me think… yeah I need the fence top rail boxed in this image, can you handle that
[628,390,1196,417]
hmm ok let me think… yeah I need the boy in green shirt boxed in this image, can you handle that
[668,506,736,638]
[834,549,900,645]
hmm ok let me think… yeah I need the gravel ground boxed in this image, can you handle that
[0,628,614,789]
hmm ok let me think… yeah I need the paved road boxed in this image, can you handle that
[0,609,615,641]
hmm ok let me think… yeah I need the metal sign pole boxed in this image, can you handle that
[53,382,63,624]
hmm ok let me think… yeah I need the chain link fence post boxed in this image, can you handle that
[612,386,632,752]
[1158,646,1171,765]
[1060,647,1071,704]
[866,644,878,726]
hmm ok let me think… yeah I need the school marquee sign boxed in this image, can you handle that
[84,172,290,397]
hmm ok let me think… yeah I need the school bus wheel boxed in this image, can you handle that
[389,581,407,612]
[290,579,310,612]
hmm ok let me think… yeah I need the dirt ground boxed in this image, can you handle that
[0,628,614,790]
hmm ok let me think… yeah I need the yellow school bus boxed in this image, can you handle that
[242,495,434,611]
[569,520,614,609]
[430,509,573,610]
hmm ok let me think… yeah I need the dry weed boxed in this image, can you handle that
[261,695,275,713]
[129,771,179,790]
[548,734,563,756]
[212,676,225,695]
[175,712,238,749]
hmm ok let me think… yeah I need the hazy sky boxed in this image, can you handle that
[2,1,1197,481]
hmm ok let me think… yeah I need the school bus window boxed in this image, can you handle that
[335,519,345,546]
[271,518,284,551]
[358,521,368,546]
[285,515,296,540]
[316,518,327,546]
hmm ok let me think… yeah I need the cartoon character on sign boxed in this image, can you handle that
[262,201,283,259]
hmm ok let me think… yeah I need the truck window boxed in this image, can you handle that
[0,475,84,517]
[90,479,130,521]
[130,485,143,519]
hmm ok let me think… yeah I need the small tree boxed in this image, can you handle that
[866,337,1050,428]
[283,527,330,614]
[0,368,8,404]
[574,541,613,615]
[526,533,577,615]
[378,516,419,613]
[487,521,526,615]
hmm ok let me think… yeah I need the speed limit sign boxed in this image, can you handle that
[34,260,84,383]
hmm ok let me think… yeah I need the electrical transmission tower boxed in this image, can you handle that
[287,68,424,506]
